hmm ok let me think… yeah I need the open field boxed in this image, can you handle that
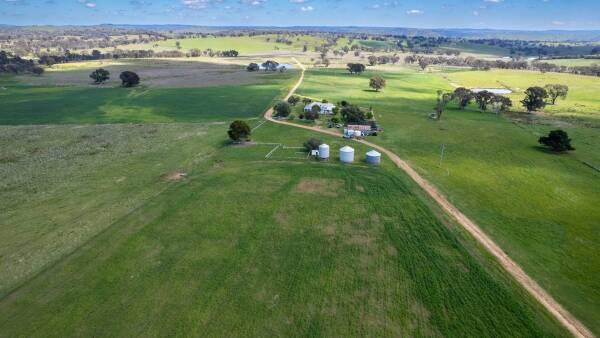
[444,68,600,122]
[0,123,226,296]
[114,34,327,55]
[544,58,600,67]
[0,121,568,337]
[296,67,600,335]
[0,61,298,124]
[22,59,290,88]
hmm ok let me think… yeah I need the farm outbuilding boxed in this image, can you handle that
[318,144,330,160]
[339,146,355,163]
[365,150,381,165]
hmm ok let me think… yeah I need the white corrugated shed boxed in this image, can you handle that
[339,146,355,163]
[366,150,381,165]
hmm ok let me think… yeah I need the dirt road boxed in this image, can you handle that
[264,58,593,338]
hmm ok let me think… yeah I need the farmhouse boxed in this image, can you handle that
[304,102,336,115]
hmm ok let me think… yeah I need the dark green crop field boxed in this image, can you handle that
[297,67,600,335]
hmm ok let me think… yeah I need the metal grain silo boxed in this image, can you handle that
[339,146,355,163]
[318,144,330,160]
[365,150,381,165]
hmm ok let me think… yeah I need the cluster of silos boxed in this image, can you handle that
[316,144,380,165]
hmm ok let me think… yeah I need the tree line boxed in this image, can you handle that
[406,55,600,77]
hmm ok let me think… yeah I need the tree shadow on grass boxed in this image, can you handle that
[362,89,380,93]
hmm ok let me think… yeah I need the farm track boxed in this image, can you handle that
[265,58,594,338]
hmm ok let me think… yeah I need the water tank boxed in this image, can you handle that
[366,150,381,165]
[339,146,355,163]
[318,144,330,159]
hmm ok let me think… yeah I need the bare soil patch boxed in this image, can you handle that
[20,59,282,88]
[164,171,187,181]
[293,177,344,197]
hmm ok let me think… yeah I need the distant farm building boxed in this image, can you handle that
[304,102,336,115]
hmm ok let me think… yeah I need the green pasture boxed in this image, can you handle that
[544,58,600,67]
[444,68,600,121]
[0,69,297,124]
[296,67,600,335]
[0,122,567,337]
[117,34,326,54]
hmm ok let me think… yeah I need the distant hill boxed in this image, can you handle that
[3,24,600,42]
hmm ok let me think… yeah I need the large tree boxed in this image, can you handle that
[491,95,513,114]
[341,104,366,124]
[273,101,291,118]
[347,63,366,74]
[475,91,495,111]
[544,84,569,105]
[119,71,140,87]
[521,86,548,112]
[369,76,386,92]
[368,55,377,66]
[90,68,110,84]
[451,87,474,109]
[539,129,574,152]
[227,120,251,142]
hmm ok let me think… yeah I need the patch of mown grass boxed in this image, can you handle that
[0,122,567,337]
[297,67,600,335]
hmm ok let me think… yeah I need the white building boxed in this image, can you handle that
[304,102,336,115]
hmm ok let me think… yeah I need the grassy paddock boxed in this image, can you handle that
[0,122,567,337]
[0,64,298,124]
[297,67,600,335]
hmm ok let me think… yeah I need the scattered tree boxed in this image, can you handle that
[539,130,574,152]
[369,76,386,92]
[273,101,292,118]
[368,55,377,66]
[521,86,548,112]
[341,104,366,124]
[304,138,322,151]
[246,63,260,71]
[227,120,251,142]
[491,95,513,114]
[347,63,366,75]
[474,91,495,111]
[119,71,140,87]
[90,68,109,84]
[287,95,300,106]
[544,84,569,105]
[451,87,474,109]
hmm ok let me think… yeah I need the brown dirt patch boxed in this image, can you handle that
[164,171,187,181]
[293,178,343,197]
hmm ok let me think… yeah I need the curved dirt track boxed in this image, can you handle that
[264,58,593,338]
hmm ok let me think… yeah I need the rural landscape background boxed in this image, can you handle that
[1,0,599,337]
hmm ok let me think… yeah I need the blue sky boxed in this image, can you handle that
[1,0,599,30]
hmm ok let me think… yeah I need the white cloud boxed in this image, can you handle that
[406,9,423,15]
[473,10,480,16]
[85,2,96,7]
[484,0,503,2]
[289,0,307,3]
[552,20,565,26]
[300,5,313,11]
